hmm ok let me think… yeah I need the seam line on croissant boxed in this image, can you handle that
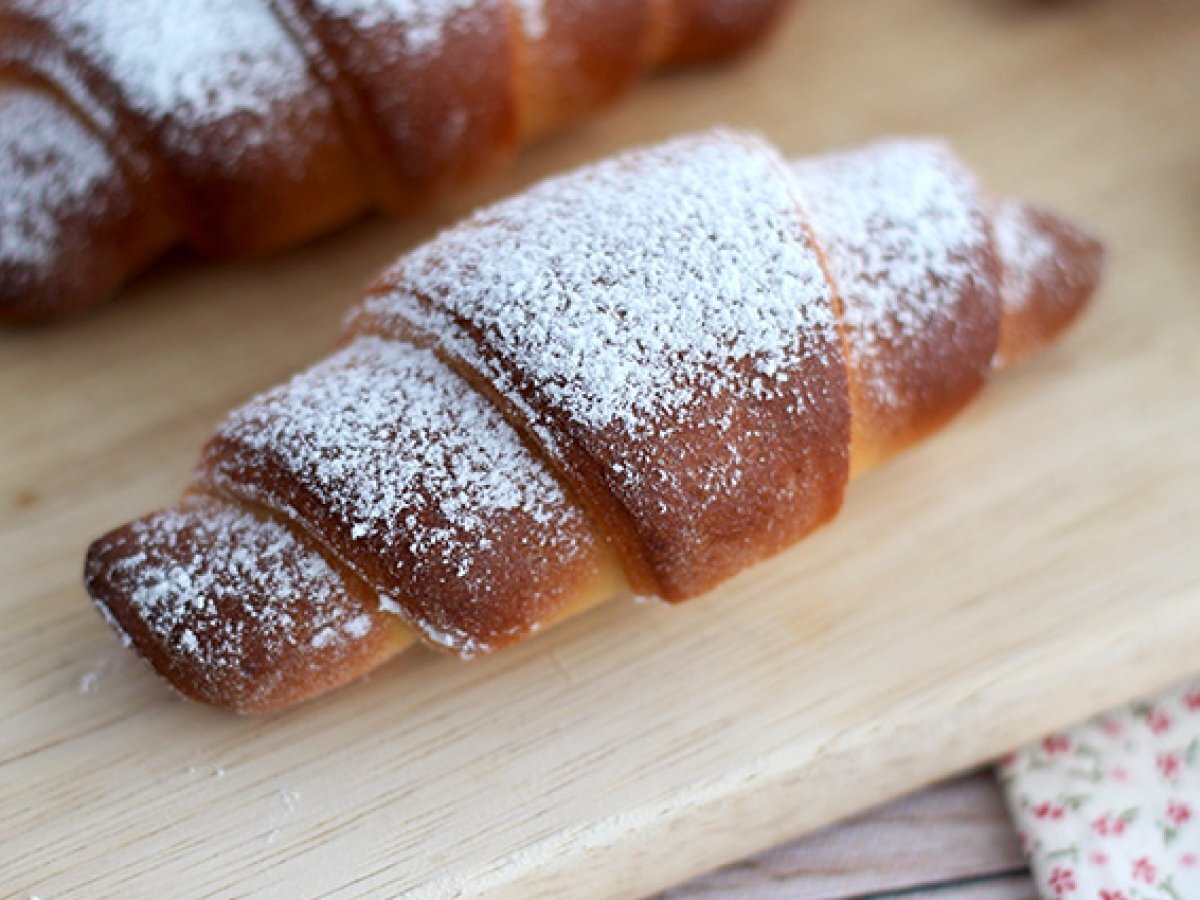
[263,0,401,205]
[344,310,632,591]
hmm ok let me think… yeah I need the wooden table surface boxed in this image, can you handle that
[3,0,1199,896]
[668,772,1034,899]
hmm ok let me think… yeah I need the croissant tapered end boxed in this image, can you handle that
[83,495,408,713]
[0,84,175,323]
[993,199,1105,368]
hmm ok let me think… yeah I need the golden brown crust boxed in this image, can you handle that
[0,0,796,321]
[792,141,1003,472]
[353,133,851,599]
[657,0,792,64]
[518,0,650,140]
[0,80,176,321]
[0,0,369,258]
[83,133,1103,712]
[84,494,413,714]
[196,336,611,656]
[285,0,521,210]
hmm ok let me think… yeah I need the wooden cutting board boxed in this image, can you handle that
[2,1,1198,896]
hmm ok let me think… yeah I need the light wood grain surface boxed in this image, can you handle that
[667,772,1034,899]
[3,0,1199,896]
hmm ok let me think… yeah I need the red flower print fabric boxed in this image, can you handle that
[999,678,1200,899]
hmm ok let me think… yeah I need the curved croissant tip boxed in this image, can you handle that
[84,496,403,714]
[993,198,1105,368]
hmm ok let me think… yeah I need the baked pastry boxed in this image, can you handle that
[0,0,794,322]
[85,131,1104,712]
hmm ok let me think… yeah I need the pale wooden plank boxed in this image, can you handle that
[661,773,1024,899]
[2,1,1199,897]
[902,876,1038,900]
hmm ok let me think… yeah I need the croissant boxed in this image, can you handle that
[85,131,1104,712]
[0,0,794,322]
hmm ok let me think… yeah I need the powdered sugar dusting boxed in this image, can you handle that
[420,621,490,657]
[378,593,404,615]
[357,131,847,595]
[210,336,588,654]
[991,198,1102,368]
[792,140,991,410]
[310,626,340,649]
[367,131,835,438]
[91,497,369,698]
[37,0,307,130]
[344,613,374,637]
[994,200,1059,314]
[312,0,482,54]
[315,0,544,49]
[512,0,547,39]
[0,88,116,271]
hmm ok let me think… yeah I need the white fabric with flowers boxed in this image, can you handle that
[1000,678,1200,899]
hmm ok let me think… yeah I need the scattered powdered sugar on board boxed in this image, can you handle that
[312,0,483,54]
[184,764,226,779]
[91,496,373,700]
[183,764,227,779]
[211,335,589,654]
[993,199,1059,314]
[370,130,835,438]
[792,139,991,409]
[76,643,134,695]
[266,788,301,845]
[0,87,117,271]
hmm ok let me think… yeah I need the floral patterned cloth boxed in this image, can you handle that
[999,679,1200,899]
